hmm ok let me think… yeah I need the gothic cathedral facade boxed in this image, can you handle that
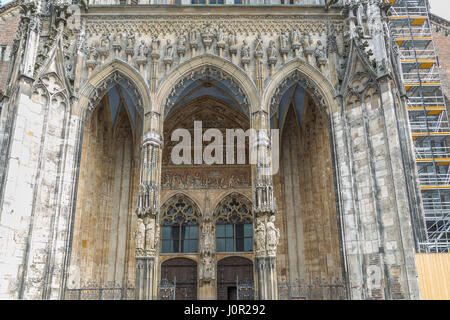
[0,0,425,300]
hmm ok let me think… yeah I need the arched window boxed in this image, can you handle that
[161,195,201,254]
[215,193,253,253]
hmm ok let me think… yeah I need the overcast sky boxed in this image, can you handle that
[428,0,450,21]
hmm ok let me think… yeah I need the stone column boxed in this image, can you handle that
[198,192,216,299]
[135,130,163,300]
[252,111,279,300]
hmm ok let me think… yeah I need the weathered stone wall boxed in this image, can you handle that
[0,5,20,100]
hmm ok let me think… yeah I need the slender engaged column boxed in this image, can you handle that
[135,131,163,300]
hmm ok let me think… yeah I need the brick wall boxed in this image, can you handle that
[0,6,20,101]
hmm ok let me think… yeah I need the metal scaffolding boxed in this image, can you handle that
[389,0,450,252]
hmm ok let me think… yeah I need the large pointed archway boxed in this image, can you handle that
[263,60,345,299]
[67,66,146,290]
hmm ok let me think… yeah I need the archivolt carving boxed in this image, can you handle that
[86,71,143,118]
[164,66,250,116]
[269,70,327,117]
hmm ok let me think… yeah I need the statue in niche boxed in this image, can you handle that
[200,254,214,282]
[145,218,155,252]
[150,34,161,55]
[135,218,145,254]
[190,28,199,46]
[87,46,97,61]
[280,31,290,50]
[241,39,250,59]
[266,215,280,257]
[228,175,236,188]
[302,33,313,50]
[267,40,277,60]
[126,33,135,49]
[254,218,266,256]
[177,33,187,56]
[228,32,238,53]
[292,28,301,46]
[202,23,214,47]
[164,39,173,58]
[100,33,109,49]
[254,33,263,56]
[314,40,327,61]
[201,224,213,253]
[137,40,147,58]
[217,27,225,45]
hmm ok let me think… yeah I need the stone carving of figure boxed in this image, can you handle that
[137,40,147,58]
[87,46,97,61]
[135,218,145,254]
[266,215,280,257]
[145,219,155,252]
[280,31,289,50]
[177,33,187,57]
[190,28,199,46]
[150,34,161,57]
[314,40,326,61]
[201,224,213,253]
[100,33,109,49]
[254,219,266,256]
[202,23,214,47]
[164,39,173,58]
[200,254,214,282]
[217,27,225,44]
[228,32,237,47]
[292,28,301,45]
[241,39,250,59]
[267,40,277,60]
[302,33,312,50]
[254,33,263,56]
[126,33,135,49]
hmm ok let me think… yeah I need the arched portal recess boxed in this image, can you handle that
[69,71,144,288]
[270,74,343,289]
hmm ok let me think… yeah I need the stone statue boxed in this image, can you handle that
[302,33,312,50]
[280,31,289,50]
[200,254,214,282]
[164,39,173,58]
[266,215,280,257]
[202,23,214,47]
[267,40,277,60]
[150,34,161,57]
[137,40,147,58]
[201,224,213,253]
[178,33,186,50]
[126,33,135,49]
[177,33,187,56]
[241,39,250,59]
[217,27,225,44]
[292,28,301,46]
[190,28,199,46]
[145,218,155,252]
[100,33,109,49]
[314,40,327,61]
[254,218,266,256]
[135,218,145,254]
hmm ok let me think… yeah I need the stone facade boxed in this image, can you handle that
[0,0,425,300]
